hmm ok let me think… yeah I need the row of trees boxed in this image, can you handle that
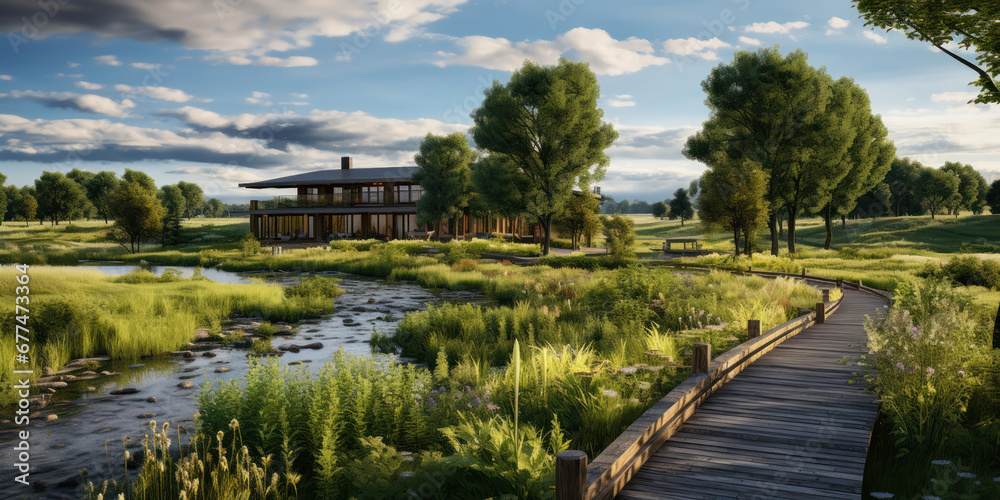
[685,47,897,256]
[413,58,618,256]
[875,158,992,219]
[0,169,230,252]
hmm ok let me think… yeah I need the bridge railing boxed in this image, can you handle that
[556,269,894,500]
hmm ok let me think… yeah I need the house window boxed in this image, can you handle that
[354,185,383,204]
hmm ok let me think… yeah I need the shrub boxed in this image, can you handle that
[602,215,636,260]
[239,231,261,258]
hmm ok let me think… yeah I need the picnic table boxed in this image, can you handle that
[662,237,702,252]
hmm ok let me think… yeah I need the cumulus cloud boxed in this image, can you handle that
[290,92,309,99]
[0,75,12,80]
[882,104,1000,172]
[930,91,979,103]
[737,36,761,46]
[826,17,850,34]
[206,53,319,67]
[113,84,202,103]
[434,28,669,76]
[130,62,160,69]
[75,81,104,90]
[3,90,133,117]
[94,54,122,66]
[743,21,809,34]
[245,91,273,106]
[0,0,467,66]
[863,31,888,44]
[610,125,700,160]
[55,73,84,79]
[662,37,731,60]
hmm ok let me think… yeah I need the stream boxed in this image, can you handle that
[1,265,482,499]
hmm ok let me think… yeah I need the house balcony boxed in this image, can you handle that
[249,193,418,211]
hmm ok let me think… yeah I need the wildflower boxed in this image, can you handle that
[870,493,894,498]
[926,367,935,375]
[486,403,499,411]
[427,398,438,408]
[994,477,1000,482]
[896,362,904,371]
[912,327,918,333]
[970,344,976,349]
[124,450,131,461]
[439,386,446,393]
[931,460,952,466]
[229,419,239,431]
[958,371,965,376]
[601,389,619,398]
[619,367,638,374]
[956,472,976,479]
[430,390,439,396]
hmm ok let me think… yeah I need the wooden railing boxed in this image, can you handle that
[555,270,894,500]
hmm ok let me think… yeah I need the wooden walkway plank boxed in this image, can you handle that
[616,288,885,499]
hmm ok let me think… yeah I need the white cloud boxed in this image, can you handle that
[160,106,231,128]
[434,28,669,76]
[737,36,761,46]
[930,91,978,103]
[75,81,104,90]
[5,90,133,117]
[55,73,84,78]
[245,91,273,106]
[863,31,888,44]
[743,21,809,34]
[607,94,635,107]
[94,55,122,66]
[279,101,310,106]
[882,104,1000,173]
[130,62,160,69]
[827,17,850,30]
[114,84,202,103]
[662,37,731,61]
[290,92,309,99]
[67,62,80,68]
[0,74,12,80]
[0,0,468,67]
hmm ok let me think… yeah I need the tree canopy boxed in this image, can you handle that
[697,157,769,257]
[986,179,1000,215]
[684,47,835,255]
[34,171,88,225]
[916,167,961,219]
[412,132,475,237]
[110,180,164,252]
[553,193,601,250]
[159,185,187,245]
[176,181,205,219]
[470,58,618,255]
[941,161,988,216]
[668,188,695,226]
[853,0,1000,104]
[85,171,121,223]
[651,201,668,219]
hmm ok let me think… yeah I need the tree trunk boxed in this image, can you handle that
[787,202,798,254]
[824,205,834,250]
[680,217,684,227]
[743,229,752,258]
[778,216,784,238]
[733,227,741,257]
[541,215,552,256]
[768,213,779,256]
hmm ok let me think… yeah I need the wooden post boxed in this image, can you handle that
[556,450,588,500]
[858,279,863,289]
[692,344,711,373]
[822,289,830,303]
[837,278,843,289]
[816,302,825,324]
[747,319,761,340]
[801,268,806,278]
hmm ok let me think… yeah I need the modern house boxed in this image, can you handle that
[240,157,540,241]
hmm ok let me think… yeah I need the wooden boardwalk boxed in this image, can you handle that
[617,287,885,500]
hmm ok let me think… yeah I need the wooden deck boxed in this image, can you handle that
[616,288,885,500]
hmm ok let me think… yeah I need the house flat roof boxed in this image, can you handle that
[239,166,420,189]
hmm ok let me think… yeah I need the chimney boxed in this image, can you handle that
[341,156,353,169]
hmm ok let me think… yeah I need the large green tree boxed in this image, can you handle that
[810,77,895,249]
[86,171,120,223]
[159,185,187,245]
[123,169,157,195]
[853,0,1000,104]
[470,58,618,255]
[412,132,475,239]
[987,179,1000,215]
[916,167,961,219]
[684,47,833,255]
[668,188,695,226]
[651,201,668,219]
[941,161,988,216]
[109,180,165,253]
[204,198,227,218]
[553,193,601,250]
[176,181,205,219]
[0,173,7,226]
[884,157,924,216]
[697,157,770,257]
[16,192,37,227]
[34,171,88,225]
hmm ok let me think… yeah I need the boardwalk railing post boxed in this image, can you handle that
[822,289,830,303]
[556,450,587,500]
[692,344,711,373]
[858,279,863,289]
[816,302,825,324]
[801,268,806,278]
[837,278,843,289]
[747,319,761,340]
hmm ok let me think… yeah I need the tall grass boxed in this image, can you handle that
[0,267,340,406]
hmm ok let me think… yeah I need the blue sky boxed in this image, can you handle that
[1,0,997,203]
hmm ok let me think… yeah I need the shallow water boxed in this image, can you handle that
[1,265,482,499]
